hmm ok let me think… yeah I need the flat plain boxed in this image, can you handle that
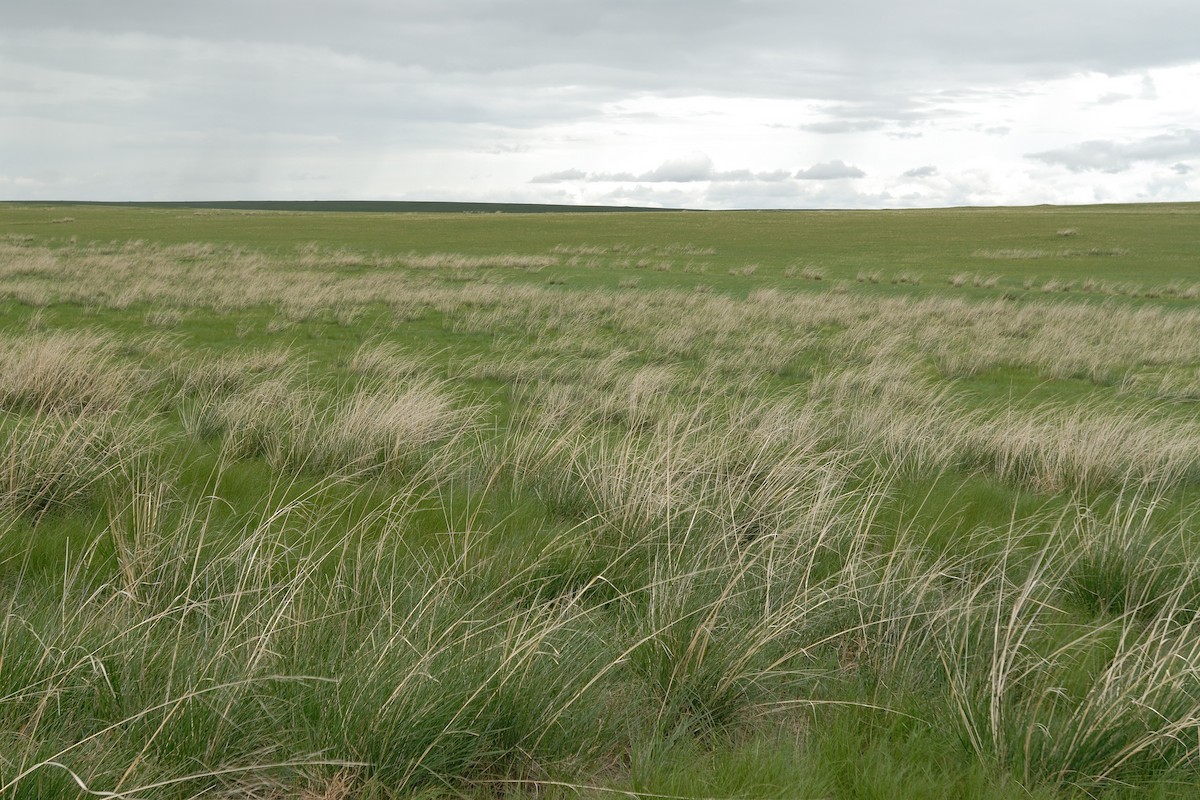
[2,201,1200,798]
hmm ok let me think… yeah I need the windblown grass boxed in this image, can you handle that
[2,203,1200,797]
[0,332,148,414]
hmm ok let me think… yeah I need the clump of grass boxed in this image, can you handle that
[184,375,310,462]
[334,304,365,327]
[975,249,1048,260]
[143,308,186,328]
[1,410,157,517]
[787,264,825,281]
[1060,246,1130,258]
[1040,278,1074,293]
[188,370,475,480]
[295,241,374,268]
[604,364,680,429]
[1121,367,1200,402]
[0,332,149,414]
[943,494,1200,793]
[308,382,475,477]
[401,251,557,271]
[1062,489,1194,618]
[945,272,1001,290]
[976,403,1200,493]
[169,348,297,400]
[345,341,429,384]
[266,316,297,334]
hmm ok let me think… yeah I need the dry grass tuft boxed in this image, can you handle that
[1,411,158,517]
[0,332,149,414]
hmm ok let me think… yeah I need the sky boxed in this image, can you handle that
[3,1,1199,209]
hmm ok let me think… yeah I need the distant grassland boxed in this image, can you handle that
[4,200,1198,292]
[1,202,1200,799]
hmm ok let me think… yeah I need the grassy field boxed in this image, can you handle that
[1,201,1200,798]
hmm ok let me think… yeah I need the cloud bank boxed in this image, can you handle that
[533,155,796,184]
[1,1,1198,206]
[1027,129,1200,173]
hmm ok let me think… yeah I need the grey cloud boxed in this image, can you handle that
[640,154,716,182]
[1172,163,1192,174]
[1,29,613,143]
[1028,129,1200,172]
[720,169,792,183]
[533,157,795,185]
[903,165,939,178]
[795,161,866,180]
[984,126,1012,136]
[703,181,805,208]
[530,168,588,183]
[706,180,896,210]
[1141,74,1159,100]
[801,120,886,134]
[9,1,1200,103]
[597,184,695,209]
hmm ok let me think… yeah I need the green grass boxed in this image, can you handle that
[4,201,1198,291]
[2,201,1200,798]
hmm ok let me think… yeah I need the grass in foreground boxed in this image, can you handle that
[1,203,1200,798]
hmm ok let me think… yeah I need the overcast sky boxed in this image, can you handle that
[3,1,1199,208]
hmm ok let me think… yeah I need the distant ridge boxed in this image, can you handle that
[19,200,684,214]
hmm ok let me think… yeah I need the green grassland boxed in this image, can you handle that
[1,201,1200,798]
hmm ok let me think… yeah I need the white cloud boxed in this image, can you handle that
[794,161,866,180]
